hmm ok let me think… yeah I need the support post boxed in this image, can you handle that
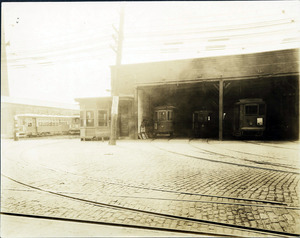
[109,5,124,145]
[109,96,119,145]
[134,88,139,139]
[137,89,144,134]
[219,79,223,141]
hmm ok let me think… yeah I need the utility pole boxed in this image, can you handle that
[219,78,223,141]
[109,4,124,145]
[1,13,10,96]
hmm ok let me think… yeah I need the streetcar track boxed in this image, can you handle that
[4,141,298,208]
[7,154,293,207]
[188,140,299,171]
[205,140,298,161]
[204,139,296,160]
[0,212,235,237]
[151,140,300,175]
[243,140,299,151]
[3,186,299,210]
[3,140,300,236]
[2,174,299,238]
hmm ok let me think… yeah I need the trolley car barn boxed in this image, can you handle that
[110,48,299,140]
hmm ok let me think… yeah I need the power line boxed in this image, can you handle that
[125,19,297,38]
[8,19,298,61]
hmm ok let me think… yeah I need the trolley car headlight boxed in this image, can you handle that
[257,118,263,126]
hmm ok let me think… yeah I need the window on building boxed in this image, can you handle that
[86,111,94,127]
[98,110,108,126]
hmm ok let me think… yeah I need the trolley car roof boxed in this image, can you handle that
[15,114,79,118]
[236,98,265,104]
[154,106,176,110]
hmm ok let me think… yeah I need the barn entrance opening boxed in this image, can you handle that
[137,81,219,139]
[137,74,298,140]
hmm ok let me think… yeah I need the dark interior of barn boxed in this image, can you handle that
[140,75,299,140]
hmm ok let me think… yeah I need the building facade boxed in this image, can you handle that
[110,48,299,140]
[76,49,299,140]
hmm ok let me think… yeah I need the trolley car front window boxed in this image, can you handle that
[167,111,173,120]
[245,105,258,115]
[158,111,166,121]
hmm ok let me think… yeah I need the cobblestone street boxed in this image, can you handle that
[1,137,300,237]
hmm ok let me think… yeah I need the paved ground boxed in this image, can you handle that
[1,137,300,237]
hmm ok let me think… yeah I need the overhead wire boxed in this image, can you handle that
[8,20,298,63]
[5,8,299,67]
[125,19,297,39]
[123,3,294,26]
[7,34,113,56]
[123,25,299,47]
[123,8,297,31]
[6,9,295,51]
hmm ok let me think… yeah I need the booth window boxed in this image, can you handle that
[98,110,108,126]
[86,111,94,127]
[80,111,85,127]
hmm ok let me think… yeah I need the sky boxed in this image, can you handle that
[2,1,299,104]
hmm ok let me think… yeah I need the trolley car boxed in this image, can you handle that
[192,110,216,138]
[16,114,80,137]
[153,106,176,137]
[233,98,266,137]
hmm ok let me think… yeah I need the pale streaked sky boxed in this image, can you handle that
[2,1,299,103]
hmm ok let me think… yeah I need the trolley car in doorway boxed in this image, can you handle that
[153,106,176,137]
[192,110,217,138]
[233,98,266,137]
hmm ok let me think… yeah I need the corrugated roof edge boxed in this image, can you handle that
[111,48,299,68]
[75,96,112,102]
[75,95,134,102]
